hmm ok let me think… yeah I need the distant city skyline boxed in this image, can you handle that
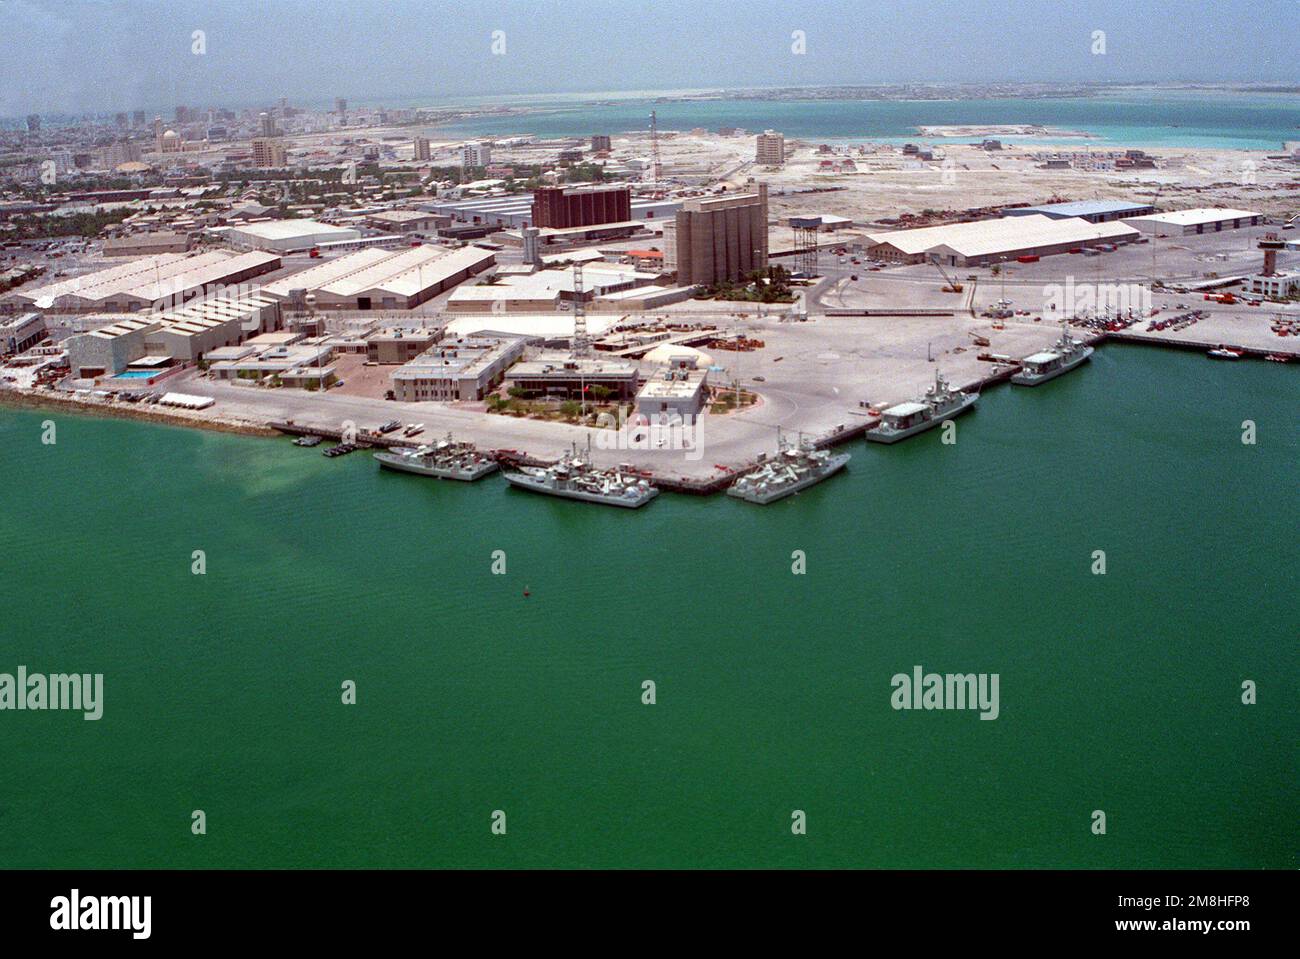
[1,0,1296,117]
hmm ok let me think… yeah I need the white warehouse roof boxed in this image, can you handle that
[865,214,1137,259]
[1121,207,1260,227]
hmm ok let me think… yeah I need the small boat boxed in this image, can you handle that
[1263,353,1292,363]
[293,434,323,447]
[1207,347,1243,360]
[403,423,425,437]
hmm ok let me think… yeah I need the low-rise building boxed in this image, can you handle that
[1122,208,1262,235]
[390,334,526,401]
[366,327,441,364]
[635,364,709,418]
[504,353,639,400]
[0,312,47,354]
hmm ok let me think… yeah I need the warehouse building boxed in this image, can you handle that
[1,313,48,354]
[447,263,659,313]
[102,232,193,256]
[366,209,448,234]
[64,289,279,377]
[1121,207,1263,235]
[389,334,526,401]
[224,219,362,252]
[1002,200,1155,223]
[864,214,1139,267]
[261,245,495,310]
[14,250,281,312]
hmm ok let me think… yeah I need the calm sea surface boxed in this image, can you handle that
[0,346,1295,867]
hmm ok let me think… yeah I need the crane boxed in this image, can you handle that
[929,254,963,293]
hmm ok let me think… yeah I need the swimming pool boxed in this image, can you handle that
[113,370,159,380]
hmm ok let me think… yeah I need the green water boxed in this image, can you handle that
[0,346,1295,869]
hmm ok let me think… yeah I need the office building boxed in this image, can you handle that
[756,130,785,166]
[251,137,286,168]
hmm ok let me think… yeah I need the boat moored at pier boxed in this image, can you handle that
[373,434,499,481]
[1011,325,1095,386]
[502,444,658,508]
[866,370,978,444]
[728,431,850,504]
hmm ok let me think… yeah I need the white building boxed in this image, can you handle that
[460,142,492,169]
[224,219,362,253]
[1121,208,1262,236]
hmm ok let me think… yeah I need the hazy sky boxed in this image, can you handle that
[1,0,1296,116]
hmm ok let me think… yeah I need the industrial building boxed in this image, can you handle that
[224,219,362,253]
[389,334,526,401]
[14,250,282,312]
[260,245,495,310]
[422,194,681,231]
[1,313,47,354]
[366,209,447,234]
[532,185,632,229]
[1121,207,1263,235]
[504,354,639,400]
[756,131,785,167]
[102,233,192,257]
[863,214,1139,267]
[1002,200,1155,223]
[447,263,660,313]
[64,289,279,378]
[207,335,337,387]
[667,184,770,286]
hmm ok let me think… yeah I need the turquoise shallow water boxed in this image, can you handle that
[0,345,1295,868]
[431,91,1300,149]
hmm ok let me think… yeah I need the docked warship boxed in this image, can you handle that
[727,432,850,504]
[866,370,978,444]
[373,434,499,481]
[502,443,658,508]
[1011,324,1095,386]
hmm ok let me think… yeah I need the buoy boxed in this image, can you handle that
[523,586,531,598]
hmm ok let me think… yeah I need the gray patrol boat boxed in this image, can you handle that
[727,431,850,504]
[373,434,499,481]
[865,370,978,444]
[1011,324,1095,386]
[503,443,658,508]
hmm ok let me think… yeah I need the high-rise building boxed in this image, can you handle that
[756,130,785,167]
[591,134,612,152]
[532,185,631,229]
[132,110,146,127]
[26,114,40,132]
[251,138,286,168]
[335,97,347,118]
[671,184,769,287]
[460,141,491,169]
[259,112,276,137]
[114,112,129,130]
[413,136,431,161]
[176,105,190,124]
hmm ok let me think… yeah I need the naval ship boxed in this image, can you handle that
[373,434,499,481]
[727,431,850,504]
[1011,324,1095,386]
[502,444,658,508]
[865,370,978,444]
